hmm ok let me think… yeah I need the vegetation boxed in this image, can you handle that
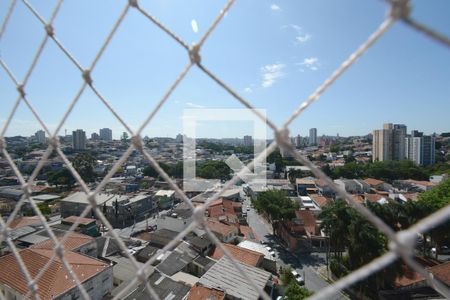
[143,161,184,179]
[197,141,253,154]
[280,267,313,300]
[326,160,430,182]
[47,168,76,187]
[252,190,299,228]
[284,283,313,300]
[197,160,232,180]
[319,179,450,297]
[72,153,96,183]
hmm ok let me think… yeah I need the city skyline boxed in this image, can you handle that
[1,1,450,139]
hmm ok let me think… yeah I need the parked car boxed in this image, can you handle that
[269,250,276,257]
[291,270,305,285]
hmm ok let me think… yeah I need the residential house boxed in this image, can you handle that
[334,179,371,194]
[186,283,225,300]
[60,192,155,228]
[0,248,113,300]
[198,256,273,300]
[205,219,239,243]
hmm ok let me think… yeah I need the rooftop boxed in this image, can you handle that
[210,243,263,267]
[186,283,225,300]
[0,248,109,300]
[199,257,272,300]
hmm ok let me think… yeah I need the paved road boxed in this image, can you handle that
[244,197,347,300]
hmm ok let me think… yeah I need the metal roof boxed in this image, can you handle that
[199,257,272,300]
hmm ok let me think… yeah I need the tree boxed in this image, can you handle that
[284,283,313,300]
[47,168,76,187]
[252,190,299,228]
[197,161,231,180]
[72,153,96,183]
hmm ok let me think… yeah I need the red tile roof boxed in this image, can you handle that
[428,261,450,286]
[9,216,42,229]
[0,248,109,299]
[206,219,238,237]
[239,225,259,242]
[309,194,331,208]
[210,243,263,267]
[187,283,225,300]
[364,178,385,187]
[364,193,385,203]
[63,216,96,226]
[31,232,93,251]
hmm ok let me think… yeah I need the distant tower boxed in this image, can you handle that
[309,128,317,146]
[243,135,253,147]
[72,129,87,150]
[35,130,46,144]
[99,128,113,141]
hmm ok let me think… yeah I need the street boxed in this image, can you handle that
[243,197,347,300]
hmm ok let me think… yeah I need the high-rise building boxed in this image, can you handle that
[405,130,435,166]
[72,129,86,150]
[309,128,317,146]
[99,128,112,141]
[243,135,253,147]
[34,130,46,144]
[295,134,301,148]
[372,123,406,162]
[91,132,100,140]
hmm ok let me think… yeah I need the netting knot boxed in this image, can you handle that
[1,227,10,241]
[136,267,147,283]
[44,23,54,36]
[87,192,97,209]
[189,43,201,64]
[28,280,38,294]
[389,230,416,258]
[22,184,31,198]
[275,128,290,152]
[193,205,206,228]
[132,135,144,151]
[128,0,139,8]
[55,243,64,258]
[17,84,26,98]
[390,0,410,19]
[82,69,93,85]
[48,136,59,150]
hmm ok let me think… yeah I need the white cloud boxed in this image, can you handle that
[270,4,281,11]
[186,102,205,108]
[244,87,253,93]
[297,57,320,71]
[296,34,311,43]
[283,24,312,45]
[191,19,199,33]
[261,63,285,88]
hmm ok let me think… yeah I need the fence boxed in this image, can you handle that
[0,0,449,299]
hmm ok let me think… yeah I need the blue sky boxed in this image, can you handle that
[1,0,449,139]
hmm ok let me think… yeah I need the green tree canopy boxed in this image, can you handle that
[71,153,96,183]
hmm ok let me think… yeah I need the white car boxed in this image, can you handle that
[269,250,276,257]
[291,270,305,285]
[265,246,272,251]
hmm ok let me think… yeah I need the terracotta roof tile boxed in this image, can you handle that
[427,261,450,285]
[9,216,42,229]
[0,248,108,299]
[206,219,237,237]
[63,216,96,226]
[210,244,263,267]
[187,283,225,300]
[309,194,331,208]
[363,178,385,186]
[31,232,93,251]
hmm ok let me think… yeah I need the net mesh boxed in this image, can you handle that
[0,0,449,299]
